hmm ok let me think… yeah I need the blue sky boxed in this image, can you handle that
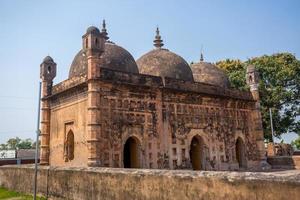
[0,0,299,144]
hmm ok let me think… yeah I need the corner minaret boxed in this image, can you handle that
[246,65,260,101]
[153,27,164,48]
[82,26,105,53]
[83,26,105,166]
[246,64,270,170]
[40,56,56,91]
[40,56,56,165]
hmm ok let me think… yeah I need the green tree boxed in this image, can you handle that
[216,59,248,91]
[17,139,33,149]
[0,137,34,150]
[216,53,300,141]
[291,137,300,149]
[0,143,8,150]
[6,137,21,150]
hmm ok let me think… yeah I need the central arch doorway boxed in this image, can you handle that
[123,137,140,168]
[190,136,204,170]
[236,137,246,168]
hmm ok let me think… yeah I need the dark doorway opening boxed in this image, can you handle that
[190,136,203,170]
[66,130,74,161]
[123,137,139,168]
[236,137,246,168]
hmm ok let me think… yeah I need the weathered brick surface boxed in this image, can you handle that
[0,165,299,200]
[39,27,266,171]
[267,156,300,169]
[43,67,265,170]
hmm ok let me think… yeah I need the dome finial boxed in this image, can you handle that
[200,45,204,61]
[200,53,204,62]
[153,26,164,48]
[101,19,109,41]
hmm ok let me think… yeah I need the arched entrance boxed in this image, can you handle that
[65,130,74,161]
[236,137,246,168]
[123,137,140,168]
[190,136,204,170]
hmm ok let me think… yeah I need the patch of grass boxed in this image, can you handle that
[0,187,45,200]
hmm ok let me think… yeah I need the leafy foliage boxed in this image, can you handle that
[216,53,300,141]
[291,136,300,150]
[216,59,248,91]
[0,137,35,150]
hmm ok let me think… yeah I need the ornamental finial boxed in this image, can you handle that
[153,27,164,48]
[200,45,204,61]
[101,19,109,40]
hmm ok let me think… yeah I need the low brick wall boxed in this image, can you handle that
[267,156,300,169]
[0,158,38,166]
[0,165,299,200]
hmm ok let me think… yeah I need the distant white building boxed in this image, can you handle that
[0,150,16,159]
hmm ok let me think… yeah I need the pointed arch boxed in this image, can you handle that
[66,130,74,161]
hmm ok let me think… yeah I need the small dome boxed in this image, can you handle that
[136,28,194,81]
[137,49,194,81]
[191,61,230,88]
[86,26,100,34]
[43,56,54,63]
[69,42,139,78]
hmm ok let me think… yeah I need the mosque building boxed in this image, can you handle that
[39,21,266,170]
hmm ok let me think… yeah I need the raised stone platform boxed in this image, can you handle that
[0,165,299,200]
[267,156,300,169]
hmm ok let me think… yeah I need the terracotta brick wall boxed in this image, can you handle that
[0,165,299,200]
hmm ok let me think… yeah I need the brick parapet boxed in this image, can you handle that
[49,68,254,102]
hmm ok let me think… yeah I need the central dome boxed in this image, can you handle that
[136,28,194,82]
[137,49,194,81]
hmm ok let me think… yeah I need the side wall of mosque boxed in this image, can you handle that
[48,79,89,167]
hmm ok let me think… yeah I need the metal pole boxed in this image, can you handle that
[34,82,42,200]
[269,108,275,143]
[269,108,276,156]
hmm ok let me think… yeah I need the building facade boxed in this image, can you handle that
[39,22,267,171]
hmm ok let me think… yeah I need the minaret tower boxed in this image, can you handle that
[246,65,260,101]
[83,26,105,166]
[246,65,270,170]
[40,56,56,165]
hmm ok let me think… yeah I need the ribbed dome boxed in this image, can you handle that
[191,61,230,88]
[137,48,194,81]
[69,42,139,78]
